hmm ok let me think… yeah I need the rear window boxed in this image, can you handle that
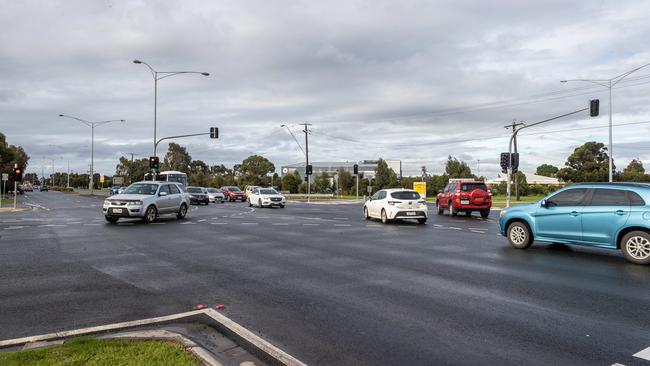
[629,191,646,206]
[390,191,421,200]
[187,187,202,193]
[228,187,241,192]
[589,188,628,206]
[460,183,487,192]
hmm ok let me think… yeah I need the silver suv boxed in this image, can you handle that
[102,181,190,224]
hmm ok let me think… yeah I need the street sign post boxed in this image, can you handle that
[413,181,426,200]
[0,173,7,208]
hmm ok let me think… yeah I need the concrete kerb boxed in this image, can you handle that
[0,309,307,366]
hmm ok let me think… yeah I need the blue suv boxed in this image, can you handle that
[499,183,650,265]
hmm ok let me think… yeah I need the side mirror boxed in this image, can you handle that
[540,199,548,208]
[159,191,168,197]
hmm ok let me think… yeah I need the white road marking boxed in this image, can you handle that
[272,223,289,226]
[4,226,25,230]
[611,363,626,366]
[333,217,349,220]
[83,223,101,226]
[470,230,486,234]
[448,227,462,230]
[241,223,258,225]
[334,224,352,227]
[151,222,165,225]
[180,222,195,225]
[633,346,650,361]
[303,223,320,226]
[37,224,67,228]
[198,219,206,222]
[469,227,487,231]
[66,222,81,225]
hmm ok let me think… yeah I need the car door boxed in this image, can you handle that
[534,188,588,242]
[368,191,381,217]
[168,184,183,210]
[580,188,631,246]
[373,190,387,216]
[250,188,259,204]
[157,184,172,212]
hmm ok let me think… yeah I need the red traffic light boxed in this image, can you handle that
[14,168,22,175]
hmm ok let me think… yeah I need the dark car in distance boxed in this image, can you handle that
[186,186,210,205]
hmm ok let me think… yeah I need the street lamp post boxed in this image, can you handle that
[133,60,210,158]
[59,114,125,195]
[561,62,650,182]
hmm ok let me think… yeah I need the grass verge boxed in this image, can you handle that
[0,338,201,366]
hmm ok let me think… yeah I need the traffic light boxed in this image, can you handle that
[306,164,313,175]
[500,153,509,173]
[13,167,23,181]
[210,127,219,139]
[149,156,160,169]
[590,99,599,117]
[510,153,519,173]
[353,164,359,175]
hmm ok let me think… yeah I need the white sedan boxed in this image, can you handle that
[248,187,286,208]
[205,187,225,203]
[363,188,428,224]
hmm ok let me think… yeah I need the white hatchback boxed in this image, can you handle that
[364,189,428,224]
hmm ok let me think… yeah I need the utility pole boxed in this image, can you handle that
[477,159,480,178]
[300,123,312,203]
[505,120,525,206]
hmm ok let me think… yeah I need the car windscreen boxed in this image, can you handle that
[206,188,219,193]
[228,187,242,192]
[259,189,278,195]
[187,188,202,193]
[390,191,421,200]
[460,183,487,192]
[124,184,158,195]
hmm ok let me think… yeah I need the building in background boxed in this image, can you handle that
[486,172,563,186]
[281,160,402,179]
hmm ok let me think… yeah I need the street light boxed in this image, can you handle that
[58,114,125,195]
[561,62,650,182]
[133,59,210,158]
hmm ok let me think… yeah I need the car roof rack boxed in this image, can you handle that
[572,182,650,188]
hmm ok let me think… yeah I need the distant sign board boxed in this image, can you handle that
[113,176,124,185]
[100,174,105,184]
[1,173,8,181]
[413,181,426,199]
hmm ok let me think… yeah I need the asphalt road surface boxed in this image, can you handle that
[1,191,649,365]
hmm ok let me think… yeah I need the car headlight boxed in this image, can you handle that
[103,200,110,206]
[127,201,143,206]
[499,210,507,218]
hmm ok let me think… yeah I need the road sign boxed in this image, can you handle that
[1,173,7,181]
[413,181,426,199]
[100,174,105,184]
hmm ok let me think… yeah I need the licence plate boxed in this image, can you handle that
[406,212,417,216]
[461,199,470,205]
[112,208,123,213]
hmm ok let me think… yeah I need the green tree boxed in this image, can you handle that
[535,164,559,177]
[281,170,301,193]
[312,172,331,193]
[373,158,399,191]
[445,156,472,178]
[513,171,529,200]
[621,159,646,182]
[0,133,30,192]
[161,143,192,173]
[239,155,275,187]
[115,157,149,185]
[557,141,612,182]
[337,169,354,195]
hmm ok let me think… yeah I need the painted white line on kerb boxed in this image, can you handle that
[4,226,24,230]
[634,346,650,361]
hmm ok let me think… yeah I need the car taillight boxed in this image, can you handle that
[387,201,401,206]
[454,193,460,197]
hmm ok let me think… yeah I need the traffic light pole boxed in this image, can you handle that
[300,123,312,203]
[505,107,589,208]
[151,131,216,179]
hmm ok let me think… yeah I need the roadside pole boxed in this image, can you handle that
[13,163,17,209]
[356,174,359,201]
[300,123,312,203]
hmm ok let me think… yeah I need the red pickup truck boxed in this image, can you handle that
[436,180,492,218]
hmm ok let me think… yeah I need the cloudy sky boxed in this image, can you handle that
[2,0,650,179]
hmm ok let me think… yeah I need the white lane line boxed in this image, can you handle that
[211,222,227,225]
[365,225,381,228]
[37,224,67,228]
[67,222,81,225]
[4,226,25,230]
[83,223,101,226]
[198,219,206,222]
[469,227,487,231]
[180,222,195,225]
[470,230,486,234]
[272,223,289,226]
[333,217,349,220]
[303,223,320,226]
[241,223,258,225]
[334,224,352,227]
[448,227,462,230]
[611,363,626,366]
[633,346,650,361]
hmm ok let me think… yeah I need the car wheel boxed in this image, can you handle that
[381,209,389,224]
[621,231,650,265]
[418,218,427,224]
[258,199,263,208]
[280,203,285,208]
[507,221,533,249]
[248,199,253,207]
[449,202,457,217]
[220,200,224,203]
[143,205,157,224]
[480,209,490,219]
[436,201,443,215]
[177,203,188,219]
[364,206,370,220]
[105,216,119,224]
